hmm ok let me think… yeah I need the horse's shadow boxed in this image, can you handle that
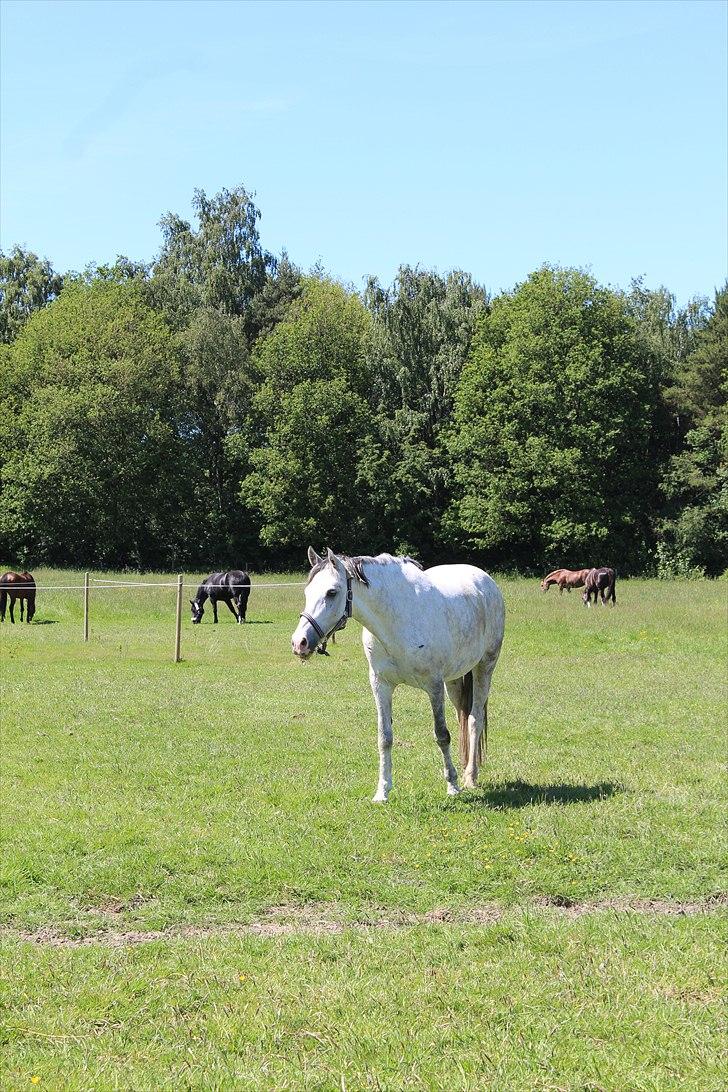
[451,779,624,810]
[31,619,58,625]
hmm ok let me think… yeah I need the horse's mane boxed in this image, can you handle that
[306,552,423,588]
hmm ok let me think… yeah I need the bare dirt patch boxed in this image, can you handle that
[3,895,726,948]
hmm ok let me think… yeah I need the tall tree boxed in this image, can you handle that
[0,276,193,567]
[150,185,301,561]
[152,184,282,340]
[447,266,659,570]
[0,246,63,343]
[362,267,488,557]
[656,284,727,576]
[239,277,376,560]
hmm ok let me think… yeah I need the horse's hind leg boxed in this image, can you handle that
[430,682,460,796]
[9,597,15,624]
[224,598,239,622]
[20,598,24,622]
[462,656,498,790]
[0,590,5,622]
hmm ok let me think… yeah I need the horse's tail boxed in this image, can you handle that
[458,670,480,767]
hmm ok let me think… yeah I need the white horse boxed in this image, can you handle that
[291,548,505,803]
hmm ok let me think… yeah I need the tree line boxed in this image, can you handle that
[0,184,725,576]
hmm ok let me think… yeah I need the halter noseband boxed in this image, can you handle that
[299,570,353,656]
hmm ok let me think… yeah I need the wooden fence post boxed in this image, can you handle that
[83,572,89,642]
[174,574,183,663]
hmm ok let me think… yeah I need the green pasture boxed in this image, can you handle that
[1,571,725,1088]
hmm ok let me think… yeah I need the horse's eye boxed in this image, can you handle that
[325,589,337,598]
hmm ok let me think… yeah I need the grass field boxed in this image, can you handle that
[1,569,725,1089]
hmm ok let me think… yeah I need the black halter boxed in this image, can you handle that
[299,571,353,655]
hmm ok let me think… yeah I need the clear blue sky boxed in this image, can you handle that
[1,0,725,304]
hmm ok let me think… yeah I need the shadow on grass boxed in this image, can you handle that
[31,619,59,625]
[452,779,624,810]
[193,619,273,626]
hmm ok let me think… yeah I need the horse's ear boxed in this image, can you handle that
[308,547,323,568]
[326,548,344,573]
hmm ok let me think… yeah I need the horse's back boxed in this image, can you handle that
[0,570,34,587]
[421,563,505,660]
[226,569,250,587]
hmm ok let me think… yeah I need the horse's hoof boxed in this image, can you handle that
[461,777,477,791]
[446,784,461,796]
[372,792,389,804]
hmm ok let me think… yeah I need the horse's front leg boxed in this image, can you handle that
[9,598,15,624]
[212,598,219,623]
[430,683,459,796]
[369,672,394,804]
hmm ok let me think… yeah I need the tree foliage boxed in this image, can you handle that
[0,278,193,567]
[362,267,487,556]
[448,267,659,569]
[0,246,63,343]
[239,278,376,559]
[0,184,723,576]
[656,286,728,576]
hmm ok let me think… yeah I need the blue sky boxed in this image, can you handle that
[1,0,725,304]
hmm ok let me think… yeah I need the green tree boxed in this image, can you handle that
[656,285,728,576]
[447,266,659,570]
[242,379,376,555]
[363,267,488,557]
[0,277,194,567]
[0,246,63,343]
[152,184,284,340]
[150,185,301,562]
[239,277,375,559]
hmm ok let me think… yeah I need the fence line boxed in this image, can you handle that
[1,580,307,591]
[2,580,307,663]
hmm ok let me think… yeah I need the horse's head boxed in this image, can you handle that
[540,579,548,591]
[291,547,350,658]
[190,599,204,624]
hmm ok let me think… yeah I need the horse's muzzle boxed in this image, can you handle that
[291,630,315,658]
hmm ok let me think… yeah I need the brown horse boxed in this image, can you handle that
[582,567,617,607]
[0,571,36,623]
[540,568,591,594]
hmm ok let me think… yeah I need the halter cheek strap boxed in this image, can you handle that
[299,572,353,655]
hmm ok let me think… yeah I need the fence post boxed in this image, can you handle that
[174,574,183,663]
[83,572,89,642]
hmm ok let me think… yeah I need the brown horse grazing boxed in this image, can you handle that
[0,571,36,623]
[582,567,617,607]
[540,568,591,594]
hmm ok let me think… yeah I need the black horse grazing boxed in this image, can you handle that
[582,567,617,607]
[190,570,251,624]
[0,570,36,623]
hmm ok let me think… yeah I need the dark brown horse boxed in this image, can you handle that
[582,567,617,606]
[540,568,591,594]
[0,571,36,623]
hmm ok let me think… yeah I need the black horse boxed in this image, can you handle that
[190,570,251,624]
[582,567,617,606]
